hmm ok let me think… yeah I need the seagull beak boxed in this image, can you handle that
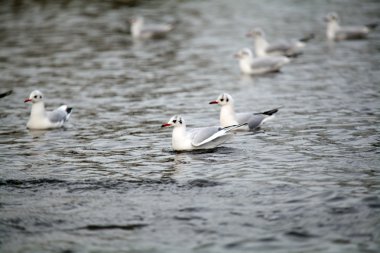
[24,98,32,103]
[209,100,218,104]
[161,123,172,128]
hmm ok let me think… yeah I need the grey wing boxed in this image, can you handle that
[48,106,69,123]
[237,113,265,130]
[266,42,291,54]
[236,112,253,124]
[250,57,285,69]
[142,25,173,38]
[337,26,368,39]
[190,127,220,146]
[247,114,266,129]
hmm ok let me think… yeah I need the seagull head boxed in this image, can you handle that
[209,93,233,106]
[162,115,185,128]
[246,28,264,38]
[129,16,144,26]
[24,90,44,103]
[324,12,339,23]
[234,48,253,60]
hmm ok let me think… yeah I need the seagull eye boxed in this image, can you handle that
[173,120,177,123]
[220,98,224,102]
[39,96,42,99]
[179,119,182,124]
[34,95,38,99]
[226,98,229,102]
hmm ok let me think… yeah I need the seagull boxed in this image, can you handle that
[129,16,174,39]
[161,115,245,151]
[324,12,377,41]
[209,93,280,131]
[24,90,72,130]
[246,28,314,57]
[234,48,290,75]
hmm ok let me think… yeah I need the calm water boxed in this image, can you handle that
[1,0,380,252]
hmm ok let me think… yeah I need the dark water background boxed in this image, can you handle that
[0,0,380,252]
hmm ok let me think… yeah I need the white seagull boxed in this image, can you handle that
[246,28,313,57]
[209,93,279,131]
[130,16,174,39]
[325,12,377,41]
[234,48,290,75]
[24,90,72,130]
[161,115,245,151]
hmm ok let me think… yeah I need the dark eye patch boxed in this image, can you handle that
[173,120,177,123]
[34,95,38,99]
[39,96,42,99]
[179,119,182,124]
[226,98,229,102]
[220,98,224,102]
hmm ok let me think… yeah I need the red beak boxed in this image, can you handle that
[161,123,172,128]
[209,100,218,104]
[24,98,32,103]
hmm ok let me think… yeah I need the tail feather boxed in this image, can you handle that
[366,23,378,30]
[299,33,315,42]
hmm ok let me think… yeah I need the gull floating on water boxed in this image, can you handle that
[246,28,313,57]
[324,12,377,41]
[24,90,72,130]
[209,93,279,131]
[234,48,290,75]
[130,16,174,39]
[161,115,244,151]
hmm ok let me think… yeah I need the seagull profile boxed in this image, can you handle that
[24,90,72,130]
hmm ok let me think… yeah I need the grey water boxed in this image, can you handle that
[0,0,380,252]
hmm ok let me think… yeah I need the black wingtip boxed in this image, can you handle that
[366,23,378,30]
[66,107,73,114]
[0,90,12,99]
[261,108,280,116]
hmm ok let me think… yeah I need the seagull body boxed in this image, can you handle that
[325,12,377,41]
[24,90,72,130]
[247,28,312,57]
[235,48,290,75]
[130,16,173,39]
[161,115,243,151]
[210,93,279,131]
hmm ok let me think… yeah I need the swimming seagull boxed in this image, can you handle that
[129,16,174,39]
[324,12,377,41]
[234,48,290,75]
[209,93,280,131]
[246,28,314,57]
[24,90,72,130]
[161,115,245,151]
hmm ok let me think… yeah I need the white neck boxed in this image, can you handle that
[220,103,239,127]
[254,36,269,57]
[327,20,340,39]
[131,20,143,38]
[30,102,46,119]
[171,125,190,150]
[239,57,254,74]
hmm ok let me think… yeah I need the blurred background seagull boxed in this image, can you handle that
[129,16,174,39]
[161,115,244,151]
[246,28,314,57]
[24,90,72,130]
[324,12,377,41]
[209,93,280,131]
[234,48,290,75]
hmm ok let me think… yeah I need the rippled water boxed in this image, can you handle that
[1,0,380,252]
